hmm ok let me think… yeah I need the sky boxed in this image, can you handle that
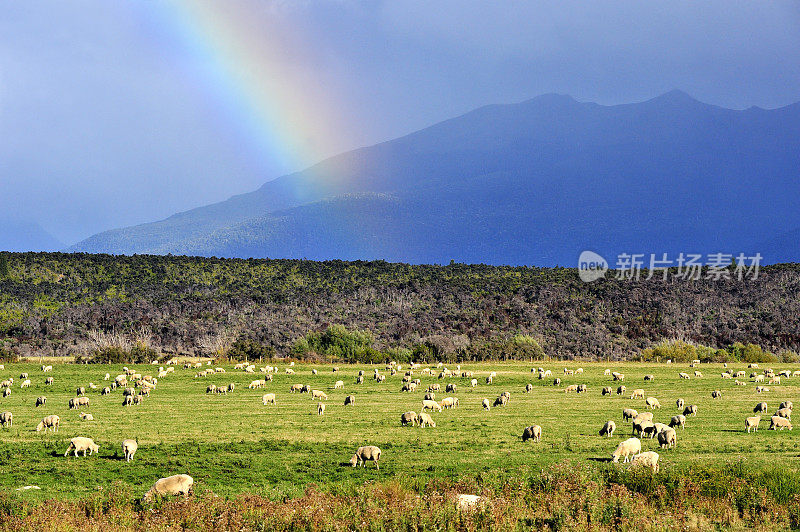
[1,1,799,245]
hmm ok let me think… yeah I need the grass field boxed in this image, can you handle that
[0,359,797,505]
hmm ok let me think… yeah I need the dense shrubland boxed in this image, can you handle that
[0,252,799,362]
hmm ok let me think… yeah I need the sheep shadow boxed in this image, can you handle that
[587,457,613,463]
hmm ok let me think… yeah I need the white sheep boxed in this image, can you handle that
[769,416,792,431]
[630,389,645,399]
[311,390,328,400]
[36,415,59,432]
[121,439,138,461]
[669,415,686,430]
[79,412,94,421]
[20,379,31,389]
[622,408,638,422]
[349,445,381,469]
[645,397,661,409]
[143,474,194,502]
[64,437,99,457]
[0,411,11,427]
[334,380,344,389]
[262,393,276,405]
[317,403,326,415]
[422,399,443,412]
[745,416,761,433]
[599,420,616,437]
[631,451,660,472]
[401,411,418,426]
[683,405,698,416]
[657,427,676,449]
[35,396,47,407]
[711,390,722,399]
[776,407,792,420]
[419,411,436,427]
[676,398,685,409]
[611,437,641,463]
[482,398,490,410]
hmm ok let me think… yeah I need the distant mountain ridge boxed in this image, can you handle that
[69,91,800,265]
[0,218,63,252]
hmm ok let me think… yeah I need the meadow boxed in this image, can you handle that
[0,358,798,509]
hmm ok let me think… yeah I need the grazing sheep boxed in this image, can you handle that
[754,375,765,383]
[419,412,436,428]
[633,412,653,423]
[711,390,722,399]
[616,386,626,395]
[522,425,542,442]
[20,379,31,389]
[401,411,419,426]
[745,416,761,433]
[35,396,46,407]
[633,419,656,438]
[427,384,440,392]
[599,420,616,437]
[564,384,579,393]
[676,398,685,409]
[133,394,143,405]
[669,415,686,430]
[76,387,86,396]
[45,377,53,385]
[482,398,490,410]
[36,414,59,432]
[658,427,676,449]
[446,383,457,393]
[577,384,587,393]
[612,372,625,382]
[349,445,381,469]
[611,438,642,463]
[622,408,638,422]
[122,395,133,406]
[101,387,111,395]
[3,388,10,398]
[20,373,27,379]
[630,389,645,399]
[644,375,654,381]
[317,403,326,416]
[401,382,417,392]
[422,399,443,412]
[470,379,478,387]
[290,384,303,393]
[424,393,435,401]
[683,405,698,417]
[493,395,509,407]
[79,412,94,421]
[769,416,793,431]
[602,387,612,396]
[631,451,660,472]
[679,372,690,379]
[356,376,364,384]
[754,402,768,413]
[262,393,276,405]
[604,369,611,376]
[525,383,533,393]
[142,475,194,502]
[312,369,318,375]
[64,437,99,457]
[334,380,344,389]
[344,395,355,406]
[553,378,561,386]
[645,397,661,409]
[0,411,11,427]
[756,386,769,393]
[780,401,793,411]
[564,368,574,376]
[776,407,792,420]
[311,390,328,400]
[69,397,89,409]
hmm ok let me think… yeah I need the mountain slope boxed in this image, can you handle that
[69,91,800,264]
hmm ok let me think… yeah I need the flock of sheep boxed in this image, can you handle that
[0,357,796,498]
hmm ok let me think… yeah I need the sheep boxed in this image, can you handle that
[683,405,698,417]
[576,368,584,375]
[769,376,781,385]
[633,412,653,423]
[101,387,111,395]
[645,397,661,409]
[317,403,325,415]
[64,437,99,457]
[769,416,793,431]
[123,387,136,397]
[735,371,746,378]
[633,419,656,438]
[679,372,690,379]
[486,376,493,385]
[599,420,616,437]
[262,393,276,405]
[754,375,765,383]
[290,384,303,393]
[427,384,441,392]
[577,384,587,393]
[753,402,768,413]
[422,399,443,412]
[45,377,53,385]
[721,372,732,379]
[658,427,676,449]
[564,368,574,375]
[20,373,28,379]
[525,383,534,393]
[334,380,344,389]
[2,388,10,398]
[522,425,542,442]
[493,395,509,407]
[311,390,328,400]
[564,384,579,393]
[676,398,685,409]
[470,378,478,387]
[630,389,645,399]
[440,397,459,409]
[248,380,265,389]
[76,387,86,396]
[711,390,722,399]
[122,395,133,406]
[622,408,638,422]
[482,398,490,410]
[756,386,769,393]
[133,394,143,405]
[349,445,381,469]
[343,394,355,407]
[631,451,660,473]
[776,407,792,420]
[446,383,457,393]
[553,378,561,386]
[401,382,417,392]
[0,411,11,427]
[604,369,611,376]
[419,412,436,428]
[20,379,31,389]
[36,414,59,432]
[780,401,793,410]
[669,414,686,430]
[616,385,626,395]
[644,375,654,382]
[601,386,612,396]
[612,372,625,381]
[69,397,89,409]
[79,412,94,421]
[35,396,46,407]
[401,411,419,426]
[611,437,641,463]
[142,475,194,502]
[745,416,761,433]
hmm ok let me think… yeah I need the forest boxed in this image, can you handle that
[0,252,798,363]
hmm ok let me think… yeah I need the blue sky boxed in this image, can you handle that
[1,1,799,244]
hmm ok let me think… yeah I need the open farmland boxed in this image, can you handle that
[0,360,797,504]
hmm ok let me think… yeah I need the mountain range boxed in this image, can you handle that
[68,90,800,265]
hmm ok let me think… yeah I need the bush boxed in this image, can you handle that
[226,339,275,362]
[83,343,159,364]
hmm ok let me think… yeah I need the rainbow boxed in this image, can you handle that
[142,0,347,182]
